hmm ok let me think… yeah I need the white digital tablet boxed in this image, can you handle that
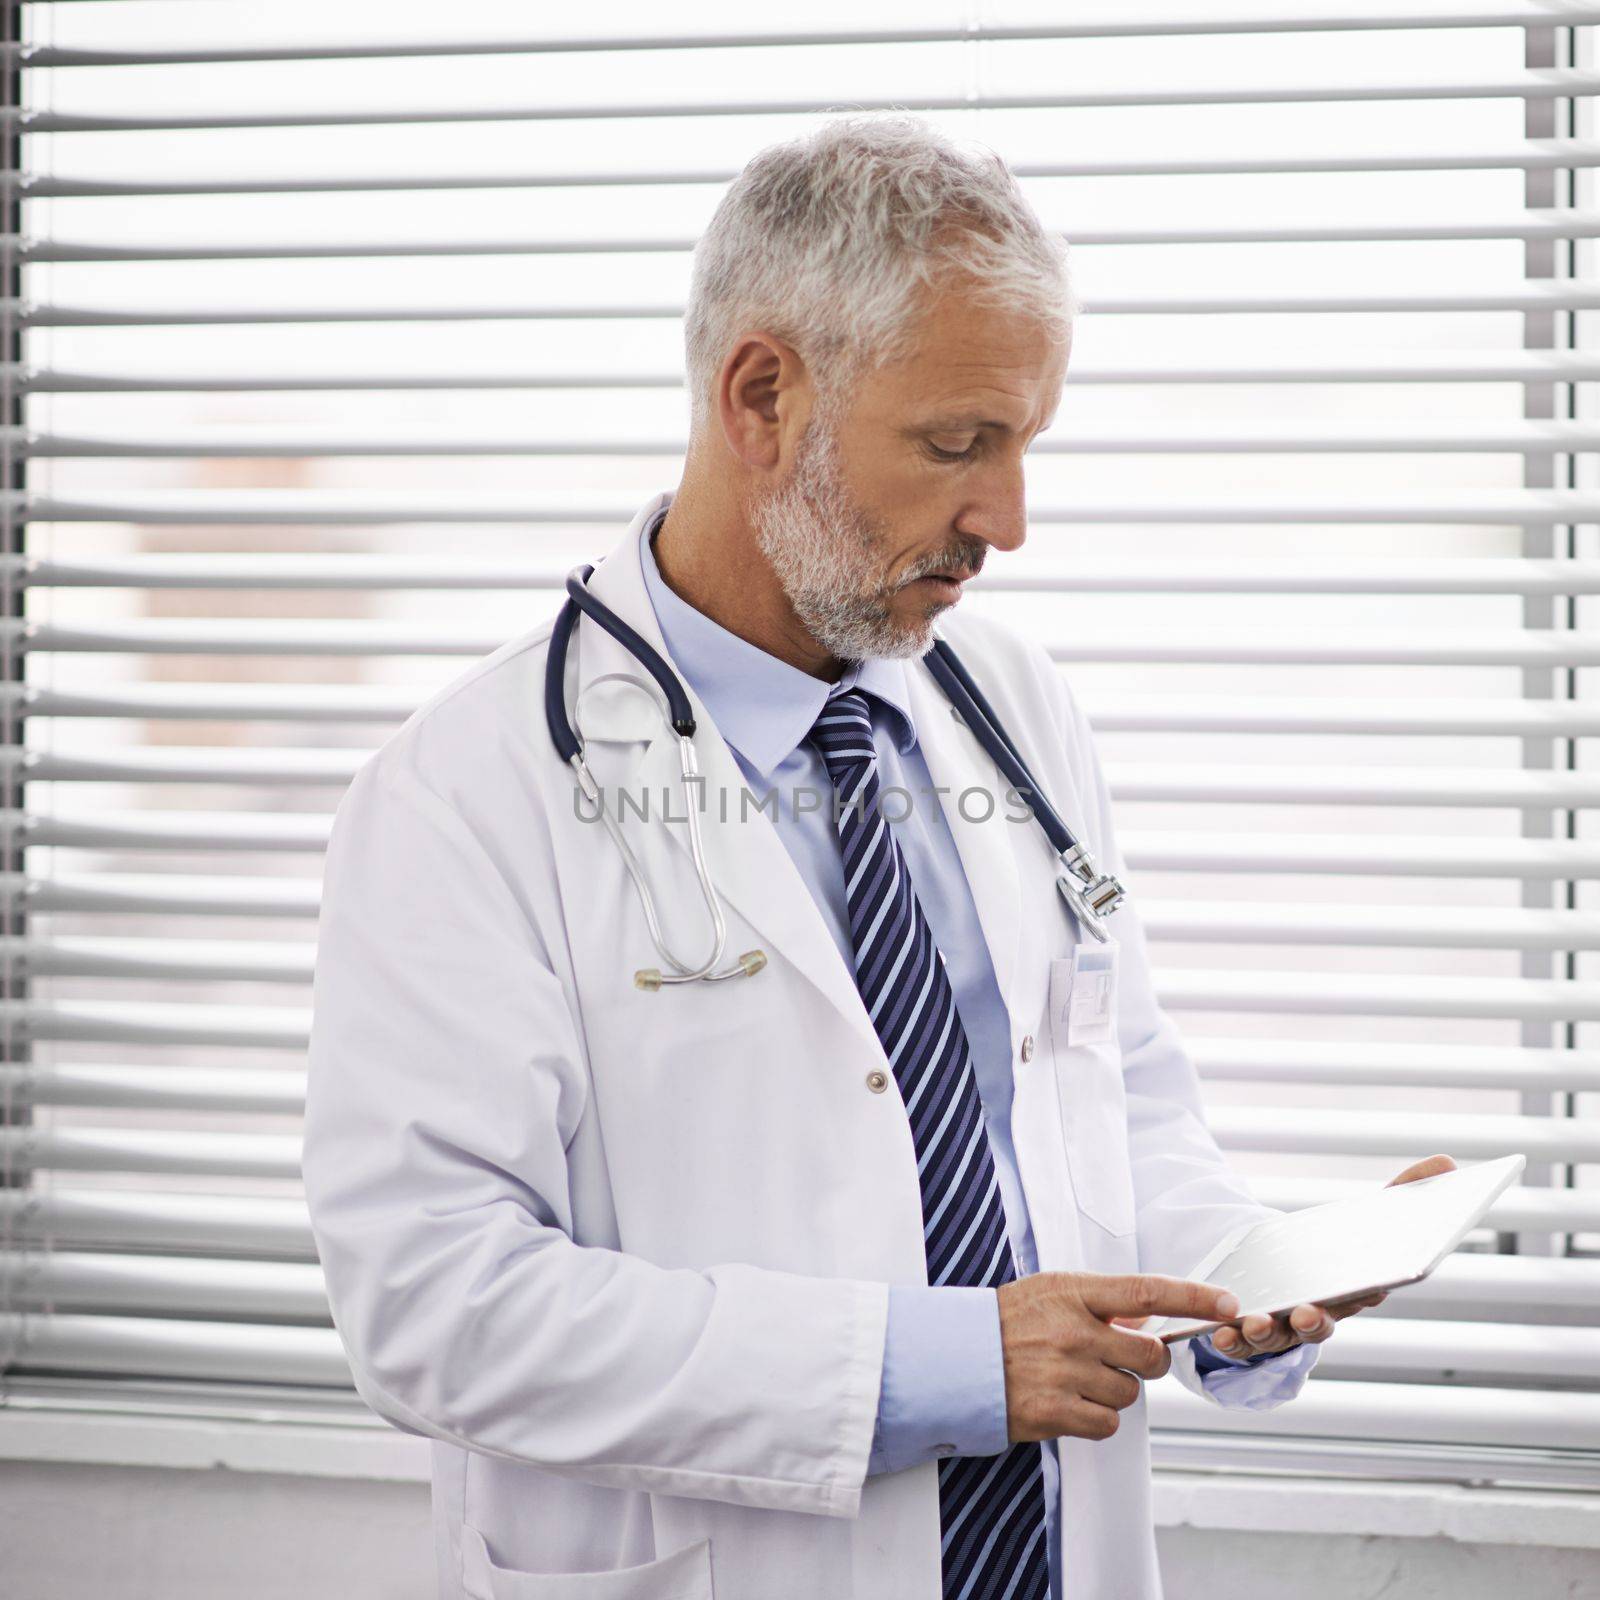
[1145,1153,1527,1345]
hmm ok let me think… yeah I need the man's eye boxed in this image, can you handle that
[927,439,979,462]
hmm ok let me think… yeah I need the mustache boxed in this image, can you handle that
[895,539,989,588]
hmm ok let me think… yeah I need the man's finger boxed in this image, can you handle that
[1213,1324,1284,1355]
[1215,1304,1335,1355]
[1289,1304,1335,1341]
[1079,1274,1239,1325]
[1327,1290,1387,1321]
[1094,1324,1171,1379]
[1386,1153,1457,1187]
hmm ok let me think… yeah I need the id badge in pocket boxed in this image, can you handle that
[1048,938,1135,1237]
[1060,941,1117,1048]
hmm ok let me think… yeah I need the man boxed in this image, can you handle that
[303,115,1448,1599]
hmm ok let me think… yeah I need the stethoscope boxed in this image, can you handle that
[545,563,1126,991]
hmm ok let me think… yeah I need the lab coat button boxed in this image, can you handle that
[1020,1034,1035,1063]
[933,1442,956,1456]
[866,1069,889,1094]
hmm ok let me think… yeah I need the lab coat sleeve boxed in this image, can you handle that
[1035,656,1321,1411]
[302,754,888,1518]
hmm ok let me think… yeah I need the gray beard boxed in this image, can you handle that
[750,410,951,662]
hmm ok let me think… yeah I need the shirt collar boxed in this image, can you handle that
[637,499,919,783]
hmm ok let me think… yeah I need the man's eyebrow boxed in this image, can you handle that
[920,413,1057,438]
[920,413,1022,432]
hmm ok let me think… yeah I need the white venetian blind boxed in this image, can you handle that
[2,1,1597,1486]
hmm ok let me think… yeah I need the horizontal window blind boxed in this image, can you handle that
[4,1,1599,1487]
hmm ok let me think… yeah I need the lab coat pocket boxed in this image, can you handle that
[1047,947,1137,1238]
[462,1525,715,1600]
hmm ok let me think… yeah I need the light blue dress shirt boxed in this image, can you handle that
[638,511,1285,1597]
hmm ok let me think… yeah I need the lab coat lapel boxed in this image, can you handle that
[906,654,1025,1025]
[569,500,885,1061]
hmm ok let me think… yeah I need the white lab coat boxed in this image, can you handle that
[302,491,1316,1600]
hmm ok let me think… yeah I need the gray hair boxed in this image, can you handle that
[683,113,1077,436]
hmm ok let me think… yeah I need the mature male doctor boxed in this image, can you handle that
[302,115,1449,1600]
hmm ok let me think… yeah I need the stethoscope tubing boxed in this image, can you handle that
[546,563,697,766]
[924,636,1076,859]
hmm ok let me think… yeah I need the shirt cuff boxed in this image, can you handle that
[867,1285,1010,1477]
[1192,1331,1323,1407]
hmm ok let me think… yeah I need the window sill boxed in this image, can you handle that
[1153,1467,1600,1550]
[2,1395,1598,1550]
[0,1392,430,1483]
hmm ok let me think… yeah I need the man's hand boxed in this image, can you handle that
[1201,1153,1458,1359]
[998,1271,1240,1443]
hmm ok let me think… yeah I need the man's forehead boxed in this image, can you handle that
[852,301,1067,424]
[892,325,1068,423]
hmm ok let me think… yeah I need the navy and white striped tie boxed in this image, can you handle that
[809,687,1051,1600]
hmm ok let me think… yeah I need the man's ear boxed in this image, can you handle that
[714,330,810,473]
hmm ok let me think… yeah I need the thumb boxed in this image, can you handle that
[1109,1315,1150,1329]
[1386,1153,1457,1187]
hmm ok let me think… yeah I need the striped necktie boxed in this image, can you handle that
[809,687,1051,1600]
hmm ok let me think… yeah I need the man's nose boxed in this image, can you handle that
[956,455,1028,553]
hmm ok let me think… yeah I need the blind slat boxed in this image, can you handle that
[1,1061,304,1112]
[21,425,1600,457]
[13,1261,1598,1390]
[1209,1106,1600,1162]
[18,827,1600,881]
[11,735,1600,805]
[21,627,1600,672]
[11,1046,1600,1111]
[3,1235,1587,1324]
[13,1252,329,1323]
[1165,970,1600,1021]
[10,998,308,1047]
[15,969,1600,1040]
[22,689,1600,739]
[23,286,1600,323]
[3,1127,302,1180]
[26,487,1600,525]
[18,72,1600,137]
[23,555,1600,593]
[28,352,1600,389]
[1145,902,1600,949]
[10,749,366,784]
[25,211,1600,263]
[29,140,1600,198]
[0,936,311,982]
[2,1314,350,1387]
[0,1189,315,1258]
[1300,1318,1600,1385]
[1149,1378,1600,1453]
[1193,1038,1600,1091]
[1111,764,1600,806]
[22,6,1600,69]
[1127,832,1600,877]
